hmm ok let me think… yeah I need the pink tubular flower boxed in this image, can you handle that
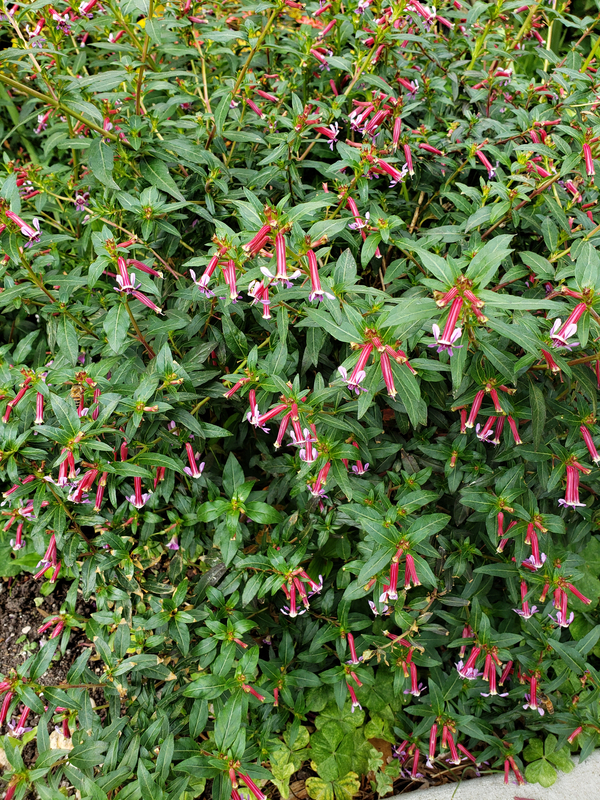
[238,773,267,800]
[262,233,300,286]
[346,682,362,712]
[308,461,331,498]
[475,149,496,179]
[506,416,522,445]
[34,392,44,424]
[94,472,108,512]
[242,684,266,701]
[465,390,485,429]
[190,251,222,295]
[2,378,32,423]
[580,425,600,463]
[476,416,496,442]
[378,349,397,398]
[125,258,162,279]
[506,756,525,786]
[559,464,586,508]
[427,723,437,768]
[339,343,373,394]
[377,158,408,186]
[68,468,98,503]
[255,403,288,432]
[446,732,461,765]
[274,412,292,449]
[184,443,205,478]
[418,142,444,156]
[523,675,544,715]
[567,582,592,605]
[314,123,340,149]
[307,250,334,302]
[5,210,41,241]
[244,223,272,255]
[222,260,240,301]
[248,280,272,320]
[568,727,583,744]
[513,579,538,619]
[392,118,402,148]
[404,553,420,589]
[430,297,463,355]
[403,143,414,175]
[346,632,361,665]
[584,143,595,176]
[245,98,264,118]
[541,348,560,372]
[224,377,250,399]
[0,691,14,725]
[456,645,481,679]
[127,476,151,509]
[550,302,586,349]
[38,616,65,639]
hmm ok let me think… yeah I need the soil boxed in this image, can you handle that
[0,575,97,798]
[0,577,486,800]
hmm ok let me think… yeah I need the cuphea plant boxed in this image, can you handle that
[2,0,600,797]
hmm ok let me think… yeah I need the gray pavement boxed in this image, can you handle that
[388,752,600,799]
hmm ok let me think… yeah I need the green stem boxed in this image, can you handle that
[125,298,156,358]
[582,33,600,71]
[0,72,122,144]
[135,0,155,116]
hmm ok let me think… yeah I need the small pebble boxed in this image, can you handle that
[21,626,31,634]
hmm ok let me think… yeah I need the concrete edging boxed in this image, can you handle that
[387,751,600,799]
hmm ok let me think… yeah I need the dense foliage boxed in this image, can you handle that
[3,0,600,797]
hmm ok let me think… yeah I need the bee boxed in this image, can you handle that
[539,693,554,715]
[70,384,84,402]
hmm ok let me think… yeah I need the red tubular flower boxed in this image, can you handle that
[346,682,362,712]
[393,117,402,147]
[273,687,279,706]
[35,392,44,424]
[94,472,108,511]
[560,464,586,508]
[567,583,591,604]
[238,773,267,800]
[436,286,459,308]
[403,143,414,175]
[427,723,437,766]
[222,260,239,301]
[499,660,513,685]
[508,756,525,785]
[541,348,560,372]
[245,98,264,118]
[244,223,272,255]
[242,684,266,701]
[584,143,595,176]
[507,416,522,445]
[580,425,600,463]
[2,379,32,423]
[274,412,292,449]
[0,691,14,724]
[347,631,361,664]
[411,748,420,778]
[255,403,288,429]
[224,377,250,399]
[418,142,443,156]
[475,149,496,178]
[568,726,583,743]
[446,732,461,765]
[431,296,463,354]
[378,349,397,398]
[404,553,420,589]
[465,390,485,429]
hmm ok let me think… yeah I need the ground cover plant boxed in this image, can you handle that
[3,0,600,797]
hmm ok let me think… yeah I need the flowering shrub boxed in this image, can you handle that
[3,0,600,797]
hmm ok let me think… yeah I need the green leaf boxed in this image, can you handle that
[409,246,455,284]
[50,393,81,437]
[140,158,186,202]
[465,234,513,287]
[87,138,119,190]
[56,317,79,365]
[213,695,242,750]
[524,759,557,788]
[244,501,282,524]
[134,452,183,473]
[529,379,546,449]
[103,303,130,353]
[548,639,586,673]
[69,739,109,770]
